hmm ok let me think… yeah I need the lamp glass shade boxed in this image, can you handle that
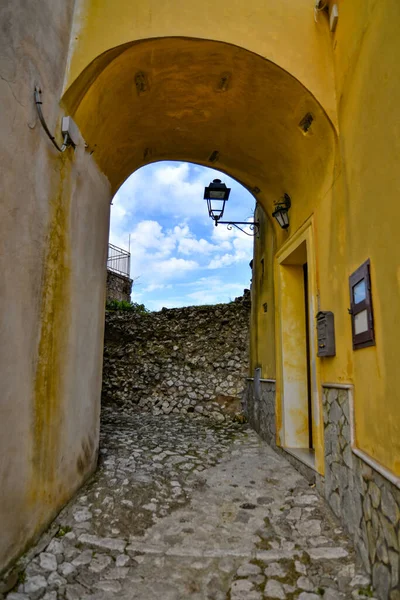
[209,190,226,199]
[207,198,226,221]
[204,179,231,222]
[272,206,290,229]
[204,179,231,201]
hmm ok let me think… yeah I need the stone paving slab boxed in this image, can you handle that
[1,411,376,599]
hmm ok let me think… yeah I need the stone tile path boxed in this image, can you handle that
[3,409,376,600]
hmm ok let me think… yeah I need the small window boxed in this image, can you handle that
[349,259,375,349]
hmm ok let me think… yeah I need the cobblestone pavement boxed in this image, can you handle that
[3,409,376,600]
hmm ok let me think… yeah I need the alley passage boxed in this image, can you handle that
[4,409,374,600]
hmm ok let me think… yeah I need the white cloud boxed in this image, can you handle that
[111,162,216,229]
[177,236,216,255]
[142,275,246,311]
[143,283,172,293]
[187,275,245,305]
[156,257,199,279]
[207,223,253,269]
[110,161,256,240]
[121,217,252,285]
[211,224,233,245]
[207,253,236,270]
[109,162,254,308]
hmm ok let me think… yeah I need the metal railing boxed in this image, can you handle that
[107,243,131,278]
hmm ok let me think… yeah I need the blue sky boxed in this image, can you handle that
[109,162,255,311]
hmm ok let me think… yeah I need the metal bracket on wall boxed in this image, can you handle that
[217,221,260,237]
[34,87,75,153]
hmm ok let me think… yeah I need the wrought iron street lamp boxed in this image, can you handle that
[204,179,259,236]
[204,179,230,222]
[272,193,291,229]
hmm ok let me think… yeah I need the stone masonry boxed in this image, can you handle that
[1,406,374,600]
[106,270,133,303]
[243,375,276,447]
[321,386,400,599]
[244,380,400,599]
[102,292,251,422]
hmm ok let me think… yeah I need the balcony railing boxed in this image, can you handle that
[107,243,131,278]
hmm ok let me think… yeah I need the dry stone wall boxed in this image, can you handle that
[106,270,133,303]
[102,292,250,421]
[321,386,400,599]
[244,380,400,599]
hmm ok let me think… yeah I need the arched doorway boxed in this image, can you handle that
[62,33,336,481]
[0,31,336,571]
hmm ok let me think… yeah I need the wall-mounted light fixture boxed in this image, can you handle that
[204,179,259,236]
[272,193,291,229]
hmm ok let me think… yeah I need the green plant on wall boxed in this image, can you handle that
[106,299,149,313]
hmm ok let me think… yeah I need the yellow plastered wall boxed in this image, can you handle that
[252,0,400,476]
[64,2,338,478]
[65,0,399,475]
[250,208,276,379]
[326,0,400,475]
[274,221,325,473]
[65,0,337,125]
[279,261,309,449]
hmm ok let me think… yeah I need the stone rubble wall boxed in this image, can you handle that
[321,386,400,600]
[243,378,276,446]
[244,381,400,599]
[102,292,250,421]
[106,270,133,303]
[244,379,315,484]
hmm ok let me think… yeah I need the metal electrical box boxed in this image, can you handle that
[61,116,81,147]
[316,311,336,357]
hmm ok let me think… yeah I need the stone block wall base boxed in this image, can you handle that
[322,386,400,599]
[244,379,400,598]
[243,379,276,445]
[243,380,316,485]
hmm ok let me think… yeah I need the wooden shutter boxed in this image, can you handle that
[349,259,375,350]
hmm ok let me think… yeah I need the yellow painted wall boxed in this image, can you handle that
[326,0,400,475]
[62,36,337,198]
[64,0,400,476]
[252,0,400,476]
[250,208,276,379]
[279,262,309,449]
[62,2,338,477]
[65,0,337,125]
[0,0,112,572]
[3,0,399,576]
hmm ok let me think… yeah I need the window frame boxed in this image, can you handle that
[349,259,375,350]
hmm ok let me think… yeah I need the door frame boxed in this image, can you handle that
[274,217,324,474]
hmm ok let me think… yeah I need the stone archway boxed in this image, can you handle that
[63,34,337,476]
[0,24,336,573]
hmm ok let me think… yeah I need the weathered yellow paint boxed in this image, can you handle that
[250,208,276,379]
[321,0,400,475]
[65,0,337,125]
[255,0,400,477]
[62,5,338,478]
[290,408,310,441]
[31,157,71,505]
[63,37,336,200]
[61,0,399,479]
[274,222,325,473]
